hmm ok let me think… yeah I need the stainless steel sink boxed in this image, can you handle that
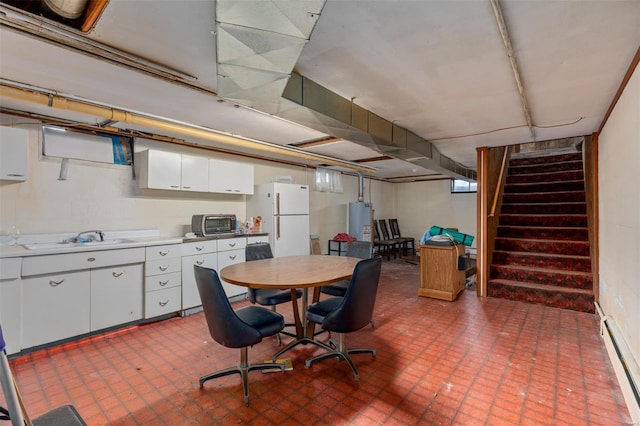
[24,239,134,250]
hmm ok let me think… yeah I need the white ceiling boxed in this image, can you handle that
[0,0,638,181]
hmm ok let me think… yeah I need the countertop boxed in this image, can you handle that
[0,231,268,259]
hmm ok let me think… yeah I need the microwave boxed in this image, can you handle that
[191,214,237,237]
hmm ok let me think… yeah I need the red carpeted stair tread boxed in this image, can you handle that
[498,214,587,227]
[490,264,593,289]
[506,169,584,184]
[492,250,591,272]
[487,279,595,313]
[487,279,593,295]
[507,160,583,175]
[509,152,582,167]
[504,179,586,193]
[494,237,590,256]
[502,190,586,204]
[496,225,588,241]
[501,202,587,215]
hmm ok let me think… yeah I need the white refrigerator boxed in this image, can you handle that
[247,183,310,257]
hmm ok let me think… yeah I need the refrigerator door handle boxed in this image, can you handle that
[276,192,280,216]
[276,216,281,239]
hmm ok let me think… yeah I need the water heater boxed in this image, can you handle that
[348,202,373,242]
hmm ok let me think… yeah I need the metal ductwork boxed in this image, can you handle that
[215,0,476,181]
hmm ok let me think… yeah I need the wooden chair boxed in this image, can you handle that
[373,220,397,260]
[388,218,415,255]
[376,220,402,259]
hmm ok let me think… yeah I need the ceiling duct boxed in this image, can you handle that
[215,0,475,180]
[215,0,325,112]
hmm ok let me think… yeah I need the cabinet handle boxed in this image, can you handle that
[183,186,191,189]
[225,189,232,192]
[159,250,168,256]
[7,174,24,177]
[159,265,169,271]
[49,279,64,287]
[159,280,169,287]
[196,260,204,266]
[195,246,204,251]
[170,185,179,188]
[112,271,124,278]
[87,257,96,262]
[228,242,236,248]
[229,255,236,260]
[159,300,169,307]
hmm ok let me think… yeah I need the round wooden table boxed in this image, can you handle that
[221,255,360,359]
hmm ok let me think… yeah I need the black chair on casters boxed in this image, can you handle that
[305,257,382,381]
[194,265,286,405]
[321,241,372,297]
[0,325,87,425]
[245,242,303,345]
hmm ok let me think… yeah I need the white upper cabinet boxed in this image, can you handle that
[0,127,28,181]
[209,158,254,195]
[181,154,209,192]
[138,149,252,194]
[138,149,181,190]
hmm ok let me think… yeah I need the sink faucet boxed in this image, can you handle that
[74,230,104,242]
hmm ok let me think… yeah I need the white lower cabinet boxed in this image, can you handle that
[1,258,22,354]
[20,247,145,349]
[181,240,218,310]
[22,270,91,348]
[91,264,143,331]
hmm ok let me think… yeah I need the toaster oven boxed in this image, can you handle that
[191,214,237,237]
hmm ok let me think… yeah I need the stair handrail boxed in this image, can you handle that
[489,147,509,217]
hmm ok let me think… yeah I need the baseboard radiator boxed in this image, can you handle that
[596,302,640,423]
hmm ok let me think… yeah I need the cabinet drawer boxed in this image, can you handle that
[145,244,181,261]
[22,248,145,276]
[145,271,181,292]
[217,237,246,252]
[0,258,21,280]
[247,236,268,245]
[182,240,217,256]
[145,257,181,276]
[145,286,181,318]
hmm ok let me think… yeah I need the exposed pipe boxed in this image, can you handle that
[490,0,536,141]
[357,172,364,202]
[0,83,377,174]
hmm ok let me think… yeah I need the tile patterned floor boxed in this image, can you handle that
[4,257,632,425]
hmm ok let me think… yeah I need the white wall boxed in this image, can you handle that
[394,180,477,246]
[598,64,640,362]
[0,115,475,253]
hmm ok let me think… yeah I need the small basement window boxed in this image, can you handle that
[451,179,477,193]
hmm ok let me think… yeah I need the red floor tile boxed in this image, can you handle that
[3,256,633,425]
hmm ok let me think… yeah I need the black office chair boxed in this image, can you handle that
[194,265,286,405]
[321,241,372,297]
[304,257,382,381]
[245,242,302,344]
[0,325,87,425]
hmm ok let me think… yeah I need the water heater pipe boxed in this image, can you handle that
[357,172,364,202]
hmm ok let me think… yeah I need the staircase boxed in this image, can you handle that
[487,151,595,313]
